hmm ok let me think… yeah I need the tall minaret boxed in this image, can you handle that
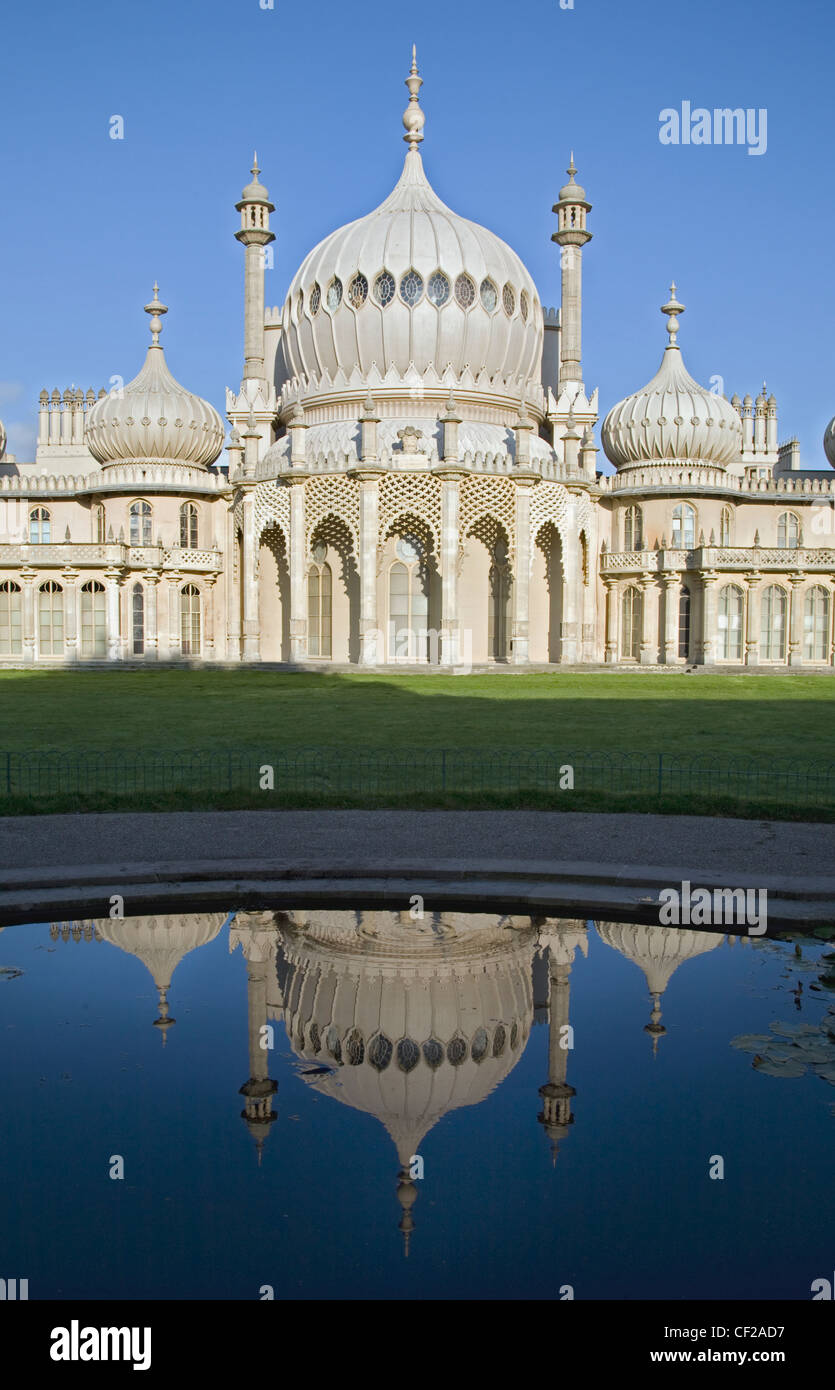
[551,155,592,395]
[537,920,588,1164]
[235,154,275,384]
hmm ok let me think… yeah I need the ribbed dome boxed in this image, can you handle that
[86,286,224,469]
[275,59,543,405]
[0,416,5,461]
[601,287,742,470]
[823,414,835,468]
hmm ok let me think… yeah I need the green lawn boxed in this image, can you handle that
[1,668,833,818]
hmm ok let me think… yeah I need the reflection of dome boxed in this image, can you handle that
[601,286,742,470]
[274,55,543,408]
[595,920,722,1052]
[85,285,224,469]
[94,913,226,1038]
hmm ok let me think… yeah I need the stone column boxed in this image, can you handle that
[61,568,79,663]
[354,468,384,666]
[288,476,307,663]
[20,568,36,665]
[167,572,182,660]
[103,567,122,662]
[240,484,260,661]
[511,475,538,665]
[744,572,761,666]
[699,571,719,665]
[226,506,241,661]
[638,573,658,665]
[204,576,217,658]
[435,468,464,667]
[603,578,619,663]
[144,572,159,660]
[661,573,680,664]
[559,523,580,664]
[788,574,804,667]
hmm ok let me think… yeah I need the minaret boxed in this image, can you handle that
[537,921,588,1164]
[234,917,279,1164]
[235,154,275,384]
[551,154,592,394]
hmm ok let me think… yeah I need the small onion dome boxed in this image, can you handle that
[557,152,587,204]
[601,285,742,469]
[0,415,5,460]
[823,415,835,468]
[238,152,274,209]
[86,285,224,469]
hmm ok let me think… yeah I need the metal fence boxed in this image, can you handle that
[1,749,833,807]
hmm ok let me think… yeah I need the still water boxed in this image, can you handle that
[1,909,833,1300]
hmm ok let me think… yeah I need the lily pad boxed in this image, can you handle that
[769,1021,821,1038]
[731,1035,774,1052]
[753,1057,807,1078]
[790,1041,835,1064]
[0,966,23,980]
[810,1065,835,1086]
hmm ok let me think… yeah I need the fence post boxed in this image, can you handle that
[5,752,10,795]
[441,748,447,792]
[657,752,663,798]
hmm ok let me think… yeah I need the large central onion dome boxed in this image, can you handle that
[601,286,742,469]
[86,285,224,469]
[275,53,543,406]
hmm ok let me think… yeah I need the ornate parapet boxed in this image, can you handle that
[600,544,835,576]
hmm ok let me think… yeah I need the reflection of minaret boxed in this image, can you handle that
[595,922,723,1055]
[230,913,279,1165]
[537,920,588,1164]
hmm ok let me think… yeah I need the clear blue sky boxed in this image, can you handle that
[2,0,833,468]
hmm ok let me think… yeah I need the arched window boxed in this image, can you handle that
[804,585,830,662]
[0,581,22,655]
[307,548,332,658]
[93,503,106,544]
[580,532,589,585]
[80,580,106,658]
[671,503,696,549]
[180,584,201,656]
[624,505,643,551]
[389,536,429,661]
[678,587,691,660]
[488,537,510,661]
[129,500,152,546]
[718,584,744,660]
[29,507,51,544]
[38,581,64,657]
[179,502,199,550]
[132,582,145,656]
[719,507,733,546]
[760,585,787,661]
[777,511,800,549]
[621,586,642,660]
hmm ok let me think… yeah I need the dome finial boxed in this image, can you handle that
[567,151,576,180]
[144,282,168,346]
[252,150,259,179]
[403,46,425,152]
[661,282,685,347]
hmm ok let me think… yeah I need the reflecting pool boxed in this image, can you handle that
[1,909,833,1299]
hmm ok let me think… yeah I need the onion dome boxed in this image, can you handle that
[0,415,5,460]
[238,151,272,207]
[275,51,542,403]
[557,152,587,204]
[823,413,835,468]
[85,285,225,468]
[601,285,742,469]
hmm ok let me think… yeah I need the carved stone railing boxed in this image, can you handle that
[601,545,835,575]
[0,542,222,573]
[597,469,835,496]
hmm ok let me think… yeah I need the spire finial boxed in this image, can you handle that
[251,150,259,179]
[144,282,168,346]
[402,46,425,152]
[661,282,685,347]
[567,150,576,179]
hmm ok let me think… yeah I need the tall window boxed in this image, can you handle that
[29,507,51,544]
[132,583,145,656]
[179,503,199,550]
[307,546,332,658]
[129,500,152,546]
[488,538,510,661]
[80,580,106,658]
[621,586,642,660]
[804,586,830,662]
[94,503,106,544]
[180,584,201,656]
[719,507,732,546]
[389,536,429,661]
[678,587,691,660]
[671,503,696,549]
[718,584,744,660]
[760,585,787,661]
[0,581,22,655]
[38,581,64,656]
[624,505,643,551]
[777,511,800,549]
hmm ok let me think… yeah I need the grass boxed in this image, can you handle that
[1,668,833,818]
